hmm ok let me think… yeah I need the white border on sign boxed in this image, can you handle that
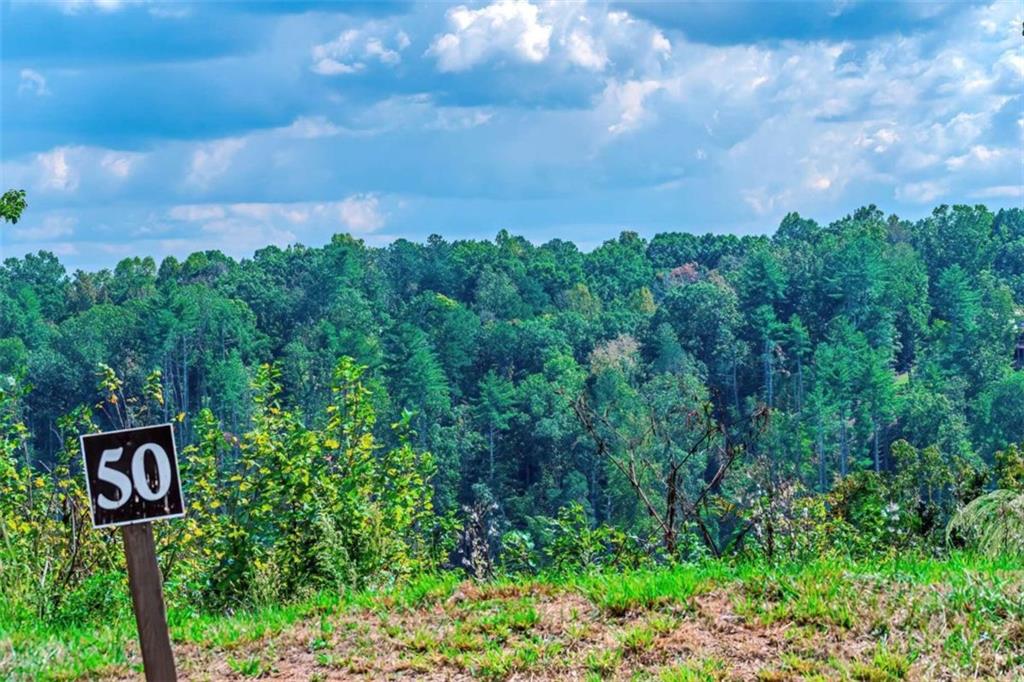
[80,423,188,530]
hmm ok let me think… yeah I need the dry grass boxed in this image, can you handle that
[4,555,1022,681]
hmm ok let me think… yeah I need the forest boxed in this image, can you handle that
[2,196,1024,679]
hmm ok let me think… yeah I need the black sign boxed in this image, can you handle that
[81,424,185,528]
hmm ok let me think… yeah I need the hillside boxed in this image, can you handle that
[2,204,1024,681]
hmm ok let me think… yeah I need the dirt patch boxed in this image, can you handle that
[100,578,1022,681]
[654,591,790,677]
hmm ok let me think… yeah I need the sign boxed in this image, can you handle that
[80,423,182,681]
[81,423,184,528]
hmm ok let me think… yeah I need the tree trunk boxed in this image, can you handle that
[664,465,678,557]
[796,359,804,413]
[488,423,495,484]
[839,412,849,477]
[873,422,880,473]
[731,352,740,414]
[817,424,826,492]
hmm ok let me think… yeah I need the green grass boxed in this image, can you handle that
[2,552,1021,681]
[573,560,726,615]
[658,657,727,681]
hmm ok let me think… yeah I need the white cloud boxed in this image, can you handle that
[311,26,409,76]
[428,0,553,72]
[186,138,245,189]
[365,38,401,65]
[896,180,947,204]
[170,198,386,236]
[971,185,1023,199]
[196,221,297,253]
[565,29,607,71]
[10,215,76,242]
[809,176,832,191]
[169,205,227,222]
[444,3,674,75]
[156,198,390,260]
[37,148,78,191]
[280,116,347,139]
[13,0,1020,264]
[100,152,139,178]
[651,31,671,57]
[56,0,138,13]
[312,59,364,75]
[857,126,900,153]
[338,194,385,232]
[602,79,667,134]
[353,94,495,133]
[742,187,791,216]
[945,144,1008,171]
[429,109,494,131]
[18,69,50,96]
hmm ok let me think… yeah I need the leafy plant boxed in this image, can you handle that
[947,489,1024,558]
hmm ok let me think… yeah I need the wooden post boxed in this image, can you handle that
[122,523,178,681]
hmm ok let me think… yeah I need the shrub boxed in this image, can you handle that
[945,443,1024,558]
[0,378,120,623]
[1,357,440,625]
[947,489,1024,558]
[533,502,651,573]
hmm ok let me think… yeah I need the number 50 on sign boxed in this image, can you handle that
[81,424,185,528]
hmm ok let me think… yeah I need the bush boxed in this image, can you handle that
[0,357,441,626]
[532,502,650,574]
[0,380,120,624]
[54,570,130,627]
[947,489,1024,558]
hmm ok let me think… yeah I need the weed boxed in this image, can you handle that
[658,656,727,681]
[227,653,273,678]
[586,648,623,677]
[620,623,657,656]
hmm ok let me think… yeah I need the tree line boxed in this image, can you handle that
[2,202,1023,576]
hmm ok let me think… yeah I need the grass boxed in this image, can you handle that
[1,552,1021,680]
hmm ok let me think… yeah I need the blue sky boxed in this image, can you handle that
[1,0,1021,270]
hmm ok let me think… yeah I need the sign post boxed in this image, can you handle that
[81,423,184,682]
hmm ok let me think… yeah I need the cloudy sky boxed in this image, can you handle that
[1,0,1021,269]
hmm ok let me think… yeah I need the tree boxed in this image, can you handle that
[784,315,812,412]
[386,324,451,442]
[974,373,1024,458]
[585,231,653,302]
[1,190,27,225]
[861,344,897,472]
[914,204,995,284]
[571,366,764,558]
[475,370,516,486]
[993,208,1024,301]
[750,305,783,409]
[928,267,1016,395]
[659,276,742,409]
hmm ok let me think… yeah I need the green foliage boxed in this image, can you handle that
[542,503,608,573]
[995,443,1024,492]
[1,358,438,624]
[0,189,27,225]
[497,530,535,576]
[0,376,118,624]
[2,202,1023,642]
[947,489,1024,558]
